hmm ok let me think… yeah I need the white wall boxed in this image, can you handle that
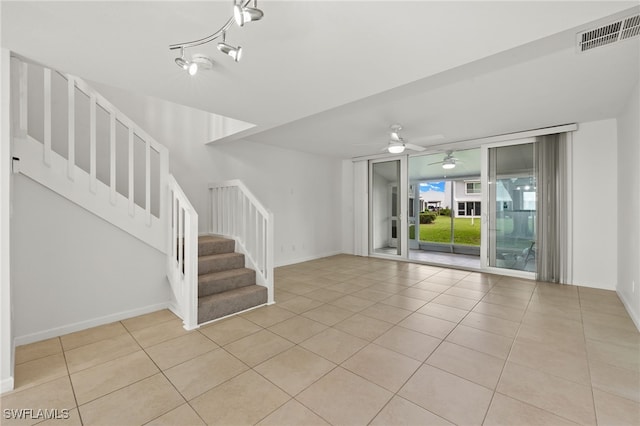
[208,140,343,266]
[92,84,344,266]
[616,81,640,328]
[11,175,171,344]
[571,119,618,290]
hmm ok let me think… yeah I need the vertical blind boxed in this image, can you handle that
[535,133,570,283]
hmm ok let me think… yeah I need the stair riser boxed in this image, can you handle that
[199,254,245,275]
[199,270,256,297]
[198,239,236,256]
[198,286,268,323]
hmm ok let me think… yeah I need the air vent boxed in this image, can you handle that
[577,14,640,52]
[621,14,640,40]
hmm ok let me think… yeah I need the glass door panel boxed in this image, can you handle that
[370,160,401,256]
[487,143,537,272]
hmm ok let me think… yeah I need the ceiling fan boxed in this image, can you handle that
[428,150,461,169]
[386,124,427,154]
[352,124,444,154]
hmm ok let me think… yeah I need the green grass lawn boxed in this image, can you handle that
[411,217,481,246]
[409,216,534,249]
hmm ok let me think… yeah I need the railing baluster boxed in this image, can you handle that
[67,76,75,180]
[128,128,134,216]
[254,206,259,262]
[178,202,184,277]
[242,194,247,244]
[19,61,27,137]
[145,141,151,225]
[109,112,116,204]
[89,95,97,193]
[43,68,52,166]
[262,217,267,273]
[172,192,178,263]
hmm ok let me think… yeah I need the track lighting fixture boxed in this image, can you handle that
[169,0,263,71]
[174,49,214,75]
[217,32,243,62]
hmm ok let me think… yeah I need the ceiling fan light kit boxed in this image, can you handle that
[170,0,263,75]
[388,142,406,154]
[442,159,456,169]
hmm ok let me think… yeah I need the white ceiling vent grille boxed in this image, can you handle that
[577,14,640,52]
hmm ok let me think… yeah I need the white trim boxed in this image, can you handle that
[275,250,344,268]
[13,302,172,346]
[1,377,14,394]
[565,132,574,286]
[1,48,14,395]
[617,288,640,332]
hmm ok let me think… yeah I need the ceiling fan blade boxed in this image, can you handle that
[405,143,426,152]
[411,134,445,144]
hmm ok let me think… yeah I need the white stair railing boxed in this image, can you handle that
[209,180,274,304]
[167,176,198,330]
[11,54,198,330]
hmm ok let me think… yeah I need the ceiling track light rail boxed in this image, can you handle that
[169,0,263,74]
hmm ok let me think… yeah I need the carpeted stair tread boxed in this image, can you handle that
[198,252,245,275]
[198,235,236,256]
[198,268,256,297]
[198,285,267,323]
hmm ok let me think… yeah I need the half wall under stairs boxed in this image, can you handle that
[198,235,267,324]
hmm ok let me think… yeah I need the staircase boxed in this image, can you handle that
[9,54,274,332]
[197,236,268,323]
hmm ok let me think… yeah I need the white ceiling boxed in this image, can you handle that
[2,1,639,159]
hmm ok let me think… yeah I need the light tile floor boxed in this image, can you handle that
[3,255,640,425]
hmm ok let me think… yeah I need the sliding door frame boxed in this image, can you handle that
[368,156,408,260]
[480,137,537,280]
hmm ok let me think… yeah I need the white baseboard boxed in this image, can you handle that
[14,302,172,346]
[617,289,640,332]
[275,250,344,268]
[1,376,14,394]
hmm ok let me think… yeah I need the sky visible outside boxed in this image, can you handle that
[420,182,445,192]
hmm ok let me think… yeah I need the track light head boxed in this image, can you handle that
[175,57,188,70]
[217,42,243,62]
[175,48,189,70]
[188,62,199,76]
[175,52,214,75]
[234,1,264,26]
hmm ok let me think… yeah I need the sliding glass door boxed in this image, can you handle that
[370,158,407,258]
[483,139,537,276]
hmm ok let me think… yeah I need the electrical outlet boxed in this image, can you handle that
[633,280,636,293]
[292,245,295,251]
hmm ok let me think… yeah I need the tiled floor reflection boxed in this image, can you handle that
[3,254,639,425]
